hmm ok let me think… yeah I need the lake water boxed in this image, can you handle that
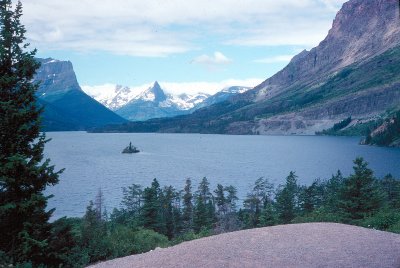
[44,132,400,219]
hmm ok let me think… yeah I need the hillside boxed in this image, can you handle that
[92,0,400,135]
[89,223,400,268]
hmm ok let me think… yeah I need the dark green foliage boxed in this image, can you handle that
[224,185,239,213]
[365,110,400,146]
[46,218,78,267]
[193,177,215,232]
[160,186,182,239]
[114,183,143,225]
[298,179,325,215]
[0,1,65,266]
[338,158,385,222]
[380,174,400,209]
[181,178,193,232]
[142,179,165,234]
[108,226,168,257]
[242,177,274,228]
[58,160,400,266]
[214,184,227,216]
[80,201,112,263]
[275,172,299,224]
[130,228,169,254]
[361,210,400,233]
[316,117,352,135]
[213,185,241,233]
[323,171,345,213]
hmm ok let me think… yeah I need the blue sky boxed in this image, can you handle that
[22,0,347,95]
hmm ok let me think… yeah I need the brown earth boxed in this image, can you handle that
[88,223,400,268]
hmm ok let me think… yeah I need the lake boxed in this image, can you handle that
[44,132,400,219]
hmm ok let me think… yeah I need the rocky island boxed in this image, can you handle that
[122,142,140,154]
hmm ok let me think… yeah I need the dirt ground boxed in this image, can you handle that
[89,223,400,268]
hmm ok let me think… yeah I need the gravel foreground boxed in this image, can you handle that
[89,223,400,268]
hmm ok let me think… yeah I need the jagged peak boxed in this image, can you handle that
[135,81,167,103]
[153,81,161,88]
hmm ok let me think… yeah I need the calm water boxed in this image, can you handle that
[44,132,400,219]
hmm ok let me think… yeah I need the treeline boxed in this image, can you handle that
[364,110,400,146]
[316,116,352,135]
[47,157,400,267]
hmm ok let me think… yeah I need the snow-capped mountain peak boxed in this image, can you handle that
[221,86,250,94]
[135,81,167,103]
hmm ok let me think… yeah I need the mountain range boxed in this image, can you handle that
[34,58,252,128]
[83,82,251,121]
[93,0,400,135]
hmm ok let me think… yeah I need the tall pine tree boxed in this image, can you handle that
[275,172,299,224]
[0,0,61,265]
[338,158,384,222]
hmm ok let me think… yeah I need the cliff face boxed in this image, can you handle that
[35,59,82,101]
[241,0,400,103]
[34,58,126,131]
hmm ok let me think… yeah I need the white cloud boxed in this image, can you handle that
[21,0,347,57]
[254,55,295,64]
[191,52,233,66]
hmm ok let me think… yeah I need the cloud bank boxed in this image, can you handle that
[22,0,347,57]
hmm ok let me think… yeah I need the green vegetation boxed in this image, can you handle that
[0,1,66,267]
[316,117,352,135]
[1,1,399,267]
[363,110,400,146]
[318,109,400,146]
[26,157,396,267]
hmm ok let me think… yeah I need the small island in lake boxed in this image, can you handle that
[122,142,140,154]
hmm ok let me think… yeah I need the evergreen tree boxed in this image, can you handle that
[0,1,62,265]
[224,185,238,213]
[338,158,384,222]
[323,170,344,213]
[161,186,181,239]
[121,183,143,216]
[141,179,165,234]
[81,201,111,264]
[275,172,299,224]
[214,184,227,216]
[380,174,400,209]
[259,200,276,227]
[298,179,324,215]
[181,178,193,232]
[214,184,241,233]
[193,177,214,232]
[243,177,274,227]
